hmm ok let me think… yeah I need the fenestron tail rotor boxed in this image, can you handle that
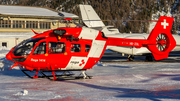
[156,33,169,52]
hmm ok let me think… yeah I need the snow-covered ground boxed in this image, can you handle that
[1,49,180,101]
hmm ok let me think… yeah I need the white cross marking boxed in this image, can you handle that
[161,19,169,29]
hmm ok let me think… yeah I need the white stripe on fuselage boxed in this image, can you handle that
[65,57,88,70]
[88,40,106,57]
[65,27,106,69]
[78,27,99,40]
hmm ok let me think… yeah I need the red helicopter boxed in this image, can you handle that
[6,16,176,80]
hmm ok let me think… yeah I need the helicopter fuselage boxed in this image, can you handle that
[7,27,107,71]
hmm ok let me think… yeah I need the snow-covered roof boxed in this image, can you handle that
[59,12,79,18]
[0,5,78,18]
[0,32,34,38]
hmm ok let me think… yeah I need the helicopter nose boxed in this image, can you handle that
[6,52,13,61]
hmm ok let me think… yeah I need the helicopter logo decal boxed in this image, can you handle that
[79,59,85,66]
[31,58,46,63]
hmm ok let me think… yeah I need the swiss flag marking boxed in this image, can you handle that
[161,19,169,29]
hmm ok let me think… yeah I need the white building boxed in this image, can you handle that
[0,5,79,48]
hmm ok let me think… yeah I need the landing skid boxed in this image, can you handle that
[21,69,92,80]
[21,70,45,79]
[54,75,92,81]
[77,70,92,79]
[127,55,134,61]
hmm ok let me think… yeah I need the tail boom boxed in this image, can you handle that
[107,16,176,60]
[107,38,156,48]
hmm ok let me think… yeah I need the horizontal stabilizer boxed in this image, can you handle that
[152,53,169,60]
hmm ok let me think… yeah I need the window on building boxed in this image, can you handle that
[21,21,25,28]
[2,42,7,47]
[26,21,38,29]
[0,20,51,29]
[0,20,11,28]
[33,21,38,29]
[13,21,17,28]
[40,21,51,29]
[13,20,25,28]
[26,21,30,28]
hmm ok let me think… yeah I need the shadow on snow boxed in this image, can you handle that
[63,80,180,101]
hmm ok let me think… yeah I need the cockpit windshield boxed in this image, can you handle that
[13,37,45,56]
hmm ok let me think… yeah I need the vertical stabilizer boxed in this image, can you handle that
[79,4,120,34]
[147,16,176,60]
[79,4,105,27]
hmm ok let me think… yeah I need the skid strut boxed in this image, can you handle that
[76,70,92,79]
[82,70,87,79]
[21,70,73,79]
[52,71,56,81]
[33,70,39,79]
[21,70,45,79]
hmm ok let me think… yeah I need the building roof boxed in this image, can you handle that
[0,5,78,18]
[0,32,34,38]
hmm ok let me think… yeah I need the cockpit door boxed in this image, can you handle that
[28,41,48,69]
[46,41,70,70]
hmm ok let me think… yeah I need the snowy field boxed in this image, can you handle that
[1,49,180,101]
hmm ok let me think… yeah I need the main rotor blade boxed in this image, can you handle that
[82,19,160,22]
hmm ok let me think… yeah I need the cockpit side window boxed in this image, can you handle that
[85,45,91,52]
[48,42,65,54]
[13,37,45,56]
[71,44,81,52]
[33,42,46,55]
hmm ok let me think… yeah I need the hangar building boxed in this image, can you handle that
[0,5,79,48]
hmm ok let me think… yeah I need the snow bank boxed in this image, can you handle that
[0,48,13,71]
[95,61,104,66]
[13,90,28,96]
[0,46,11,50]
